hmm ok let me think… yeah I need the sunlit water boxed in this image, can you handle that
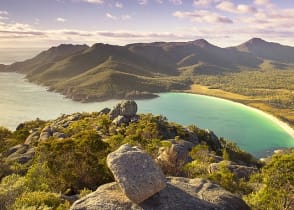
[0,72,293,157]
[0,48,44,65]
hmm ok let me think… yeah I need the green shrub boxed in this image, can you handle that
[13,191,63,209]
[184,144,214,177]
[79,188,93,198]
[0,174,26,210]
[220,138,259,166]
[244,149,294,209]
[37,131,113,193]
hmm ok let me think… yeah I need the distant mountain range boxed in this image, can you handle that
[1,38,294,102]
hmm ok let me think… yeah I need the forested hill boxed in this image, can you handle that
[0,38,294,102]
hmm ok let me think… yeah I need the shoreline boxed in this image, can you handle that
[231,99,294,139]
[185,87,294,140]
[1,71,294,140]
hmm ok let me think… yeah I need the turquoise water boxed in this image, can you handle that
[0,72,293,157]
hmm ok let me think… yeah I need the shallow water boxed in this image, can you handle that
[0,72,293,157]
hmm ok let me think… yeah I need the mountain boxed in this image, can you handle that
[1,38,293,102]
[128,39,262,74]
[236,38,294,63]
[2,44,89,74]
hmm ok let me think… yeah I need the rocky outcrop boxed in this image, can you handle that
[204,129,222,152]
[109,100,137,120]
[3,144,35,164]
[208,161,258,180]
[109,100,139,125]
[107,144,166,203]
[71,144,250,210]
[71,177,250,210]
[99,107,111,115]
[24,131,40,145]
[157,139,194,176]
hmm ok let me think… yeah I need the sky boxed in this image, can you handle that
[0,0,293,48]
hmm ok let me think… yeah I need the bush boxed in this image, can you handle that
[0,127,13,153]
[37,131,113,193]
[13,191,64,209]
[184,144,215,177]
[220,138,259,166]
[0,174,26,210]
[244,149,294,209]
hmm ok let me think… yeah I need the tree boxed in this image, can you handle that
[245,149,294,210]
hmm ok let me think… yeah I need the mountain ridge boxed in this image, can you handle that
[0,38,293,102]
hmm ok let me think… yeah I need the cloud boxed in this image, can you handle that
[216,1,257,14]
[173,10,233,24]
[106,12,117,20]
[254,0,270,5]
[0,11,8,15]
[169,0,182,5]
[56,17,67,22]
[155,0,163,3]
[97,31,196,40]
[0,30,44,36]
[115,1,123,8]
[138,0,148,5]
[0,16,8,20]
[193,0,215,7]
[122,14,131,20]
[81,0,104,4]
[0,10,9,20]
[193,0,225,7]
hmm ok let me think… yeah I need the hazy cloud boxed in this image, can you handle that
[121,14,131,20]
[138,0,148,5]
[81,0,104,4]
[115,1,123,8]
[97,31,195,40]
[193,0,223,7]
[56,17,67,22]
[169,0,182,5]
[173,10,233,24]
[0,30,44,36]
[0,11,8,15]
[155,0,163,4]
[106,12,117,20]
[254,0,270,5]
[216,1,257,14]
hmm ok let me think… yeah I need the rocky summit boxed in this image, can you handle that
[71,144,250,210]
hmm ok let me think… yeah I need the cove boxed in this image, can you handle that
[0,72,293,157]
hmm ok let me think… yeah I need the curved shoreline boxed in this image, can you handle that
[184,91,294,140]
[231,100,294,139]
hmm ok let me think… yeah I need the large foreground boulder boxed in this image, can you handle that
[107,144,166,203]
[70,177,250,210]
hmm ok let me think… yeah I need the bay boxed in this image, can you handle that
[0,72,293,157]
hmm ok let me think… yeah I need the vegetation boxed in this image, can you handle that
[191,69,294,128]
[244,149,294,210]
[0,108,293,209]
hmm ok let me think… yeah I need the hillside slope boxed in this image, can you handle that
[1,38,294,102]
